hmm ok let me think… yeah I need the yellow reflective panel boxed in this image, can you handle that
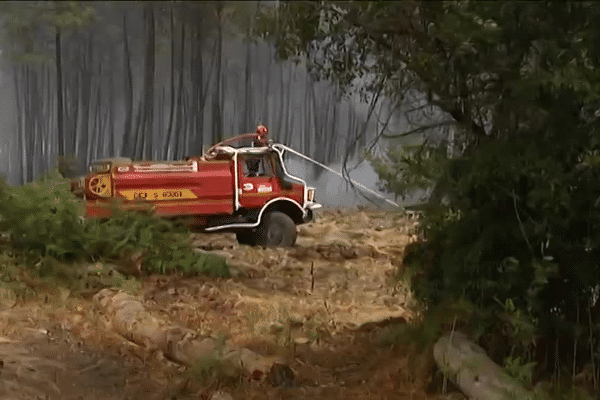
[119,189,197,201]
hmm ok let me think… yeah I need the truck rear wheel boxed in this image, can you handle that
[256,211,297,247]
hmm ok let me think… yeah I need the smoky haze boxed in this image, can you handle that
[0,1,450,209]
[283,155,425,210]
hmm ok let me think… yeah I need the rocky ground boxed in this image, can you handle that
[0,208,465,400]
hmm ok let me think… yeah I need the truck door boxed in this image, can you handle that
[238,154,276,209]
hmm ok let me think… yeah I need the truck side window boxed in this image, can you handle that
[242,156,272,178]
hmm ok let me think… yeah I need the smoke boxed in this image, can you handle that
[283,154,426,210]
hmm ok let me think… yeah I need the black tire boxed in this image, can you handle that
[255,211,297,247]
[236,231,256,246]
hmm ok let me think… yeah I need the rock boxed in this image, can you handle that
[266,363,296,388]
[294,337,309,345]
[262,256,279,269]
[288,247,321,261]
[339,246,360,259]
[76,263,127,290]
[356,211,371,225]
[269,323,285,334]
[298,227,311,237]
[315,245,345,261]
[210,391,233,400]
[431,394,465,400]
[288,314,304,328]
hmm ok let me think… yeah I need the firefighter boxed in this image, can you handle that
[255,124,268,146]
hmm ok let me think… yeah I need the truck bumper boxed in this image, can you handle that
[303,202,322,223]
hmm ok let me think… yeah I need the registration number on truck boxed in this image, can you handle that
[119,189,197,201]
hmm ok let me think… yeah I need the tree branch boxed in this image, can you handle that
[512,188,534,257]
[382,120,455,139]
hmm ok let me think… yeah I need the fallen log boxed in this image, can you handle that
[433,331,533,400]
[93,289,291,382]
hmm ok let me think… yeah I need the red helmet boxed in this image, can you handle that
[256,124,268,137]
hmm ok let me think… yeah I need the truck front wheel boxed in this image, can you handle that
[256,211,297,247]
[236,231,256,246]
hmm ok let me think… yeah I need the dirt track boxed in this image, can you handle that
[0,208,463,400]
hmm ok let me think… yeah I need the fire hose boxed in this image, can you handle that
[273,144,403,209]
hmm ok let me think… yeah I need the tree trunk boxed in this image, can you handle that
[141,4,156,160]
[212,4,223,144]
[132,103,143,160]
[94,289,293,383]
[120,13,134,157]
[93,76,102,161]
[190,7,205,155]
[283,64,294,146]
[276,63,285,138]
[56,28,65,158]
[327,89,338,163]
[264,45,272,134]
[31,66,42,179]
[24,65,32,182]
[175,13,185,157]
[182,91,190,158]
[16,67,25,184]
[79,36,93,166]
[242,39,251,133]
[433,332,533,400]
[108,67,115,156]
[163,6,176,159]
[66,61,80,157]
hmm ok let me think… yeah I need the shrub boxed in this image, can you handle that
[370,134,600,380]
[0,170,229,278]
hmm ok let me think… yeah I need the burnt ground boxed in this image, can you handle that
[0,208,465,400]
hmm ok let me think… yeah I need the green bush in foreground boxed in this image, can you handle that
[0,171,229,278]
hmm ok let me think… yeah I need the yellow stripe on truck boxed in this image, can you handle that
[119,189,197,201]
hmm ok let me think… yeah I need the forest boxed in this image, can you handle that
[272,0,600,396]
[2,1,600,399]
[0,1,420,189]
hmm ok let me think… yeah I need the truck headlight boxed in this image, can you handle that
[307,188,315,202]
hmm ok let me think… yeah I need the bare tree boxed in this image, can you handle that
[120,13,133,157]
[211,3,223,144]
[55,27,64,157]
[163,6,177,159]
[190,7,205,155]
[140,3,155,160]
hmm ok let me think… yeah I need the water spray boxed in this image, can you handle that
[273,144,403,209]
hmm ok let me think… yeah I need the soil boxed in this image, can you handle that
[0,208,464,400]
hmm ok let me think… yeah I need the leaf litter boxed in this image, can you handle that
[0,207,464,399]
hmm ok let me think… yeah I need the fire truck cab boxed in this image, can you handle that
[72,126,321,247]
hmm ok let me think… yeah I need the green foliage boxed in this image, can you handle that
[187,334,239,387]
[504,356,536,387]
[189,354,224,386]
[85,203,229,277]
[0,1,95,62]
[366,143,449,201]
[262,0,600,384]
[0,170,88,261]
[0,171,229,279]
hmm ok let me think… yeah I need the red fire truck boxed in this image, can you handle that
[71,125,321,247]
